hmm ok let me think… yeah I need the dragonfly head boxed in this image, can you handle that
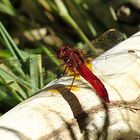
[57,45,85,68]
[57,45,72,60]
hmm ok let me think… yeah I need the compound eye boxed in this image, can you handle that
[63,56,71,63]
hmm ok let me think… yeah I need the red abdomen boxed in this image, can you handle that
[76,63,110,103]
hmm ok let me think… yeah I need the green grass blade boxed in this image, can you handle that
[41,44,60,66]
[29,54,43,95]
[0,1,16,16]
[0,65,27,101]
[0,22,25,60]
[0,66,39,93]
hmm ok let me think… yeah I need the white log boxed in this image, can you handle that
[0,32,140,140]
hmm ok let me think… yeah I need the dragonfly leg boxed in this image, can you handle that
[61,65,67,77]
[56,64,67,79]
[68,73,76,95]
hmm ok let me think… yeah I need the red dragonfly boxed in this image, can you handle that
[0,30,136,103]
[57,45,110,103]
[0,43,137,103]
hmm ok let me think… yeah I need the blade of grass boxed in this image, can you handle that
[0,1,16,16]
[29,54,43,95]
[40,44,60,66]
[0,66,39,93]
[0,22,25,60]
[0,22,30,77]
[49,0,97,53]
[70,0,97,37]
[0,65,27,100]
[0,89,21,111]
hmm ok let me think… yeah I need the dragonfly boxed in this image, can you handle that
[57,45,109,103]
[56,44,137,103]
[0,29,137,103]
[0,43,137,103]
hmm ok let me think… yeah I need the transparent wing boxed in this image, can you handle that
[0,45,138,98]
[0,49,137,83]
[0,54,64,98]
[93,49,137,78]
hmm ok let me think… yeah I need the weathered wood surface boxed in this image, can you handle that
[0,32,140,140]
